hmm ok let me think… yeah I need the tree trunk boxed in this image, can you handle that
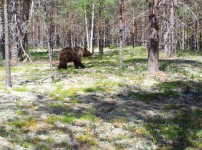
[33,16,35,50]
[141,16,145,47]
[0,0,5,60]
[184,0,188,49]
[44,0,55,83]
[10,0,18,65]
[49,10,53,51]
[84,9,89,49]
[22,0,30,57]
[132,5,137,48]
[119,0,123,70]
[90,3,94,54]
[162,0,169,54]
[37,16,40,48]
[71,13,74,48]
[98,2,104,56]
[182,23,185,49]
[147,0,159,73]
[122,3,125,48]
[200,32,202,51]
[4,0,11,87]
[169,0,175,58]
[55,26,59,48]
[39,16,44,49]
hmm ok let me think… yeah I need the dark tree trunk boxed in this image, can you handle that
[191,34,197,51]
[4,0,11,87]
[0,0,5,59]
[200,32,202,51]
[147,0,159,73]
[132,21,137,48]
[132,5,137,48]
[98,2,104,56]
[22,0,30,57]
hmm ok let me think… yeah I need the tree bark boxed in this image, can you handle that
[162,0,169,54]
[169,0,175,58]
[10,0,18,64]
[147,0,159,73]
[184,0,188,49]
[132,5,137,48]
[182,23,185,49]
[33,15,35,50]
[98,1,104,56]
[0,0,5,59]
[119,0,123,70]
[22,0,30,57]
[4,0,11,87]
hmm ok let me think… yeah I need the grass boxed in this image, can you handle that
[12,86,28,92]
[83,86,110,93]
[77,134,100,146]
[8,116,37,131]
[0,46,202,149]
[49,84,80,100]
[44,114,77,125]
[144,109,202,149]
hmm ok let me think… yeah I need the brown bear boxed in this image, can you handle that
[57,46,92,69]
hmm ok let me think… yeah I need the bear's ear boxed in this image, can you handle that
[84,47,87,51]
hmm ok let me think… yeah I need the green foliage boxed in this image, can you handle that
[134,46,147,55]
[108,44,118,49]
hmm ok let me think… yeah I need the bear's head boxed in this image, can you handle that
[83,47,92,57]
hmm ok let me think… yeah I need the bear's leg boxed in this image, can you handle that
[74,62,79,69]
[63,63,67,69]
[78,62,85,68]
[58,62,67,69]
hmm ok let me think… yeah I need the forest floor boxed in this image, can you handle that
[0,47,202,150]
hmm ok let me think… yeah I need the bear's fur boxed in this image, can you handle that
[58,46,92,69]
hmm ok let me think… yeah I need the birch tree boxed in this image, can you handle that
[119,0,123,70]
[90,3,94,54]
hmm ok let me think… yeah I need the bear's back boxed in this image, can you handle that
[72,46,84,59]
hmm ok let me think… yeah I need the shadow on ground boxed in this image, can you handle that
[0,80,201,149]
